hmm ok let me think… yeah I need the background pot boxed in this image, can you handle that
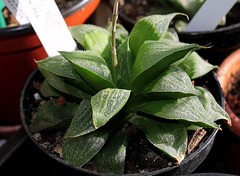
[108,0,240,66]
[20,68,223,175]
[217,49,240,138]
[0,0,100,137]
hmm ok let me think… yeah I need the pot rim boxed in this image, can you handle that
[0,125,22,138]
[0,0,92,37]
[20,68,220,176]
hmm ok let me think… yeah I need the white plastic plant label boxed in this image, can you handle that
[17,0,77,56]
[185,0,237,32]
[3,0,29,24]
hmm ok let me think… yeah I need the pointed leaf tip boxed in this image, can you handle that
[176,153,185,164]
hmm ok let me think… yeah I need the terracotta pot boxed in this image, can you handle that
[0,0,100,137]
[217,49,240,138]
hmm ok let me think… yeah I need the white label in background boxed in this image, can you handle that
[185,0,237,32]
[18,0,77,56]
[3,0,29,24]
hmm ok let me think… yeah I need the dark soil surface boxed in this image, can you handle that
[124,126,175,174]
[119,0,158,22]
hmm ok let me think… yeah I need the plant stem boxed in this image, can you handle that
[111,0,119,83]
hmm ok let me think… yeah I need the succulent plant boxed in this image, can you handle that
[31,1,230,174]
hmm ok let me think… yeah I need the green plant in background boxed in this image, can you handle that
[154,0,205,19]
[31,0,230,174]
[153,0,240,31]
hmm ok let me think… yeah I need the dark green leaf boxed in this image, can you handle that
[40,80,63,97]
[116,38,133,88]
[129,13,181,58]
[129,116,187,162]
[134,96,220,128]
[70,24,111,60]
[39,67,91,99]
[37,55,96,94]
[37,55,80,80]
[60,50,114,91]
[195,86,230,123]
[177,52,218,79]
[91,88,131,128]
[63,129,109,168]
[65,99,96,138]
[130,40,201,93]
[141,65,201,98]
[93,130,129,174]
[30,100,79,133]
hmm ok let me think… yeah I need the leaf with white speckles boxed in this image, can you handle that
[141,65,201,98]
[134,95,220,128]
[60,50,114,91]
[130,40,201,93]
[63,129,109,168]
[129,116,187,163]
[93,130,129,174]
[65,99,96,138]
[91,88,131,128]
[129,13,182,58]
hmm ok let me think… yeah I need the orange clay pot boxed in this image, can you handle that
[217,49,240,138]
[0,0,100,137]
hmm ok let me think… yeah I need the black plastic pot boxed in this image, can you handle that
[177,24,240,65]
[109,0,240,65]
[20,68,224,176]
[184,173,238,176]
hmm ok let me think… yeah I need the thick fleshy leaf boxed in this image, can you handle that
[70,24,111,61]
[66,99,96,138]
[37,55,79,80]
[163,28,179,41]
[195,86,231,123]
[129,13,181,58]
[39,67,91,99]
[37,55,96,94]
[91,88,131,128]
[60,50,114,91]
[30,100,79,133]
[134,96,220,128]
[116,38,133,88]
[177,52,218,79]
[129,116,187,163]
[40,80,63,97]
[63,129,109,168]
[130,39,201,93]
[141,65,201,98]
[93,130,129,174]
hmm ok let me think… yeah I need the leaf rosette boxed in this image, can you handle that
[33,12,230,174]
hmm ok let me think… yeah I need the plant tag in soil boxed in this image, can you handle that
[3,0,29,25]
[185,0,237,32]
[16,0,77,56]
